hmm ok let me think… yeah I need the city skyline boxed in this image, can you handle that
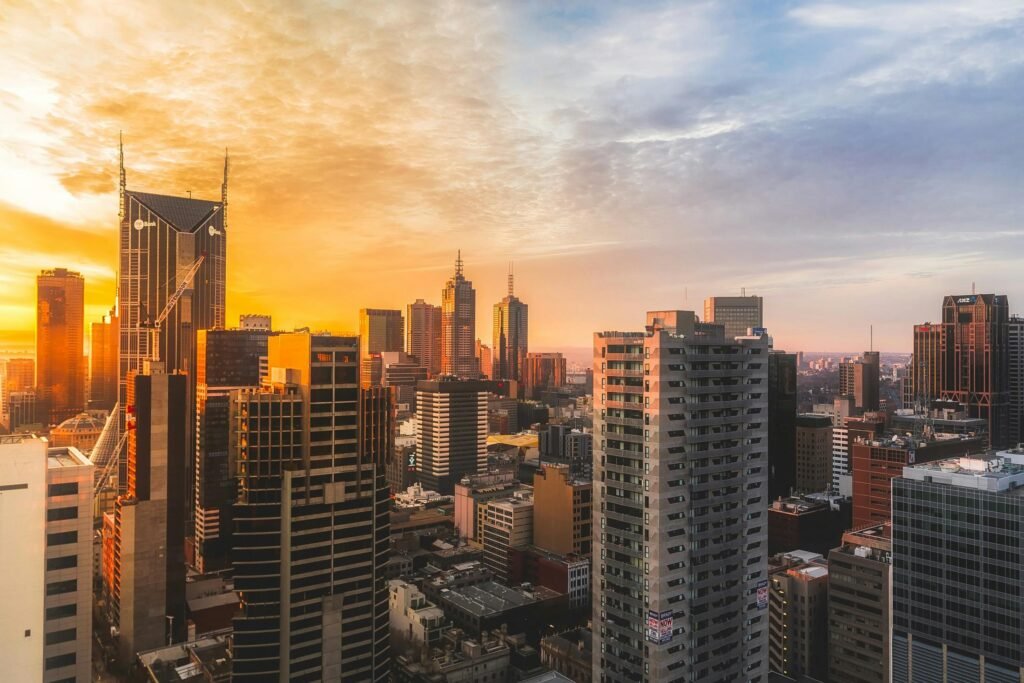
[3,1,1024,353]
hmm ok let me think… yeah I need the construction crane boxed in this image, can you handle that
[147,252,206,362]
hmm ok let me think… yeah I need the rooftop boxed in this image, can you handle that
[46,446,92,469]
[52,412,105,433]
[439,581,560,617]
[903,451,1024,492]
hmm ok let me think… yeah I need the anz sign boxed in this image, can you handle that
[956,296,977,305]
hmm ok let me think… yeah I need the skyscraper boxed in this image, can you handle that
[90,307,119,411]
[440,252,477,377]
[940,293,1010,447]
[406,299,442,377]
[524,352,567,400]
[113,143,227,491]
[194,327,273,573]
[1007,315,1023,445]
[37,268,85,424]
[703,294,763,339]
[359,308,404,359]
[113,363,189,661]
[795,413,833,492]
[839,351,880,413]
[230,332,391,682]
[492,267,528,382]
[415,378,488,494]
[907,322,950,410]
[1,357,34,426]
[593,310,769,682]
[476,339,492,379]
[768,350,798,500]
[892,451,1024,681]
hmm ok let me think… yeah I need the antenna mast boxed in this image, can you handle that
[455,250,464,277]
[508,262,514,297]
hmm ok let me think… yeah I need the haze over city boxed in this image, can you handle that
[3,0,1024,353]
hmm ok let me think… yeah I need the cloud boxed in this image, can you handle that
[0,0,1022,352]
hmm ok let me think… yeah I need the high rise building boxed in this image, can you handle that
[44,445,94,683]
[839,351,880,413]
[440,252,477,377]
[564,430,593,482]
[194,327,272,573]
[406,299,442,377]
[828,522,891,683]
[850,433,982,528]
[594,310,769,682]
[476,339,492,379]
[768,551,830,681]
[113,364,188,661]
[941,294,1010,447]
[524,352,567,400]
[492,268,528,382]
[114,144,227,493]
[907,322,950,410]
[532,463,592,557]
[1008,315,1024,446]
[89,308,119,411]
[768,351,798,500]
[415,378,488,495]
[892,452,1024,681]
[795,413,833,492]
[360,308,404,360]
[230,332,391,682]
[8,390,40,431]
[380,351,428,412]
[703,294,763,339]
[0,434,47,680]
[2,357,35,424]
[37,268,85,424]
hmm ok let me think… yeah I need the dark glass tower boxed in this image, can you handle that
[231,332,391,682]
[768,350,798,500]
[440,252,477,378]
[194,327,273,572]
[492,266,528,383]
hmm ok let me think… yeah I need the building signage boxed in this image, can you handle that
[757,580,769,609]
[646,610,674,644]
[956,296,977,304]
[752,327,768,336]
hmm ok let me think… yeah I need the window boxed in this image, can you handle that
[47,506,78,522]
[47,483,78,497]
[46,580,77,596]
[47,555,77,571]
[45,629,76,646]
[46,604,77,620]
[45,653,76,670]
[47,531,77,546]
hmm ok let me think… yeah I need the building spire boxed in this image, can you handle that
[455,250,464,277]
[221,148,229,230]
[118,131,126,221]
[508,262,514,297]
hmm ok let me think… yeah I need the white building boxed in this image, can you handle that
[832,425,850,493]
[0,434,47,680]
[44,446,94,683]
[388,579,449,651]
[594,311,770,682]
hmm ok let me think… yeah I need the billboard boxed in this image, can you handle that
[757,580,769,610]
[646,610,673,644]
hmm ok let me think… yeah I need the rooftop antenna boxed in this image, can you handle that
[221,148,229,230]
[455,250,464,277]
[508,262,514,297]
[972,281,976,295]
[186,189,192,199]
[870,324,873,353]
[118,131,126,221]
[742,286,746,297]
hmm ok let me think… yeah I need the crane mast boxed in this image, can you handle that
[148,252,206,363]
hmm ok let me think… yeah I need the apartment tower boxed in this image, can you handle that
[593,310,770,682]
[406,299,442,377]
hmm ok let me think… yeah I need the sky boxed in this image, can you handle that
[1,0,1023,357]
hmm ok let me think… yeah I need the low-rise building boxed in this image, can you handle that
[482,493,534,584]
[435,581,566,645]
[390,579,450,652]
[540,628,593,683]
[453,471,522,544]
[392,628,510,683]
[768,551,830,681]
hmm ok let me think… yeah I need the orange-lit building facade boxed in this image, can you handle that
[37,268,85,424]
[524,352,567,400]
[532,463,592,557]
